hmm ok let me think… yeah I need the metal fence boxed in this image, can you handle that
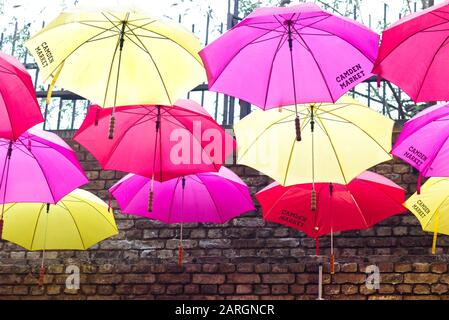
[0,0,424,130]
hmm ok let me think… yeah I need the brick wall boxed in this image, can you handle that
[1,125,449,300]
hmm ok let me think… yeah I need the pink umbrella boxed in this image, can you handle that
[373,1,449,102]
[392,103,449,193]
[0,52,44,140]
[0,127,88,238]
[256,171,406,272]
[74,100,235,202]
[199,3,378,110]
[109,167,255,265]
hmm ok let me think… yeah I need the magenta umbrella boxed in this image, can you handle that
[0,127,88,238]
[373,1,449,102]
[0,52,44,140]
[391,103,449,193]
[199,3,378,110]
[109,167,255,265]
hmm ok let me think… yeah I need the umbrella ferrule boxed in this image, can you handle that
[156,105,161,131]
[295,116,301,141]
[6,141,12,160]
[310,104,315,132]
[181,176,186,189]
[329,183,334,196]
[119,22,126,50]
[286,20,293,50]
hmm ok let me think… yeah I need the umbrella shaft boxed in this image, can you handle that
[119,22,126,50]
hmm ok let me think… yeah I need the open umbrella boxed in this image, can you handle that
[391,103,449,193]
[256,171,406,273]
[2,188,118,285]
[199,2,378,127]
[373,1,449,102]
[405,177,449,255]
[235,96,393,209]
[74,100,235,206]
[109,167,255,265]
[0,52,43,140]
[26,9,205,138]
[0,127,88,238]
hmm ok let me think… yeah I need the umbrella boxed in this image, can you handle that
[391,103,449,193]
[74,100,235,206]
[405,177,449,255]
[0,127,88,238]
[2,188,118,285]
[256,171,406,273]
[26,9,205,138]
[0,52,44,140]
[234,95,393,209]
[373,1,449,102]
[199,3,378,117]
[109,167,255,265]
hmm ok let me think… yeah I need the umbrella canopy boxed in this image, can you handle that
[256,171,406,272]
[25,9,205,107]
[199,3,378,110]
[109,167,255,223]
[373,1,449,102]
[2,188,118,250]
[256,171,406,238]
[0,52,44,140]
[234,96,393,187]
[0,127,88,205]
[73,100,235,181]
[392,103,449,186]
[405,177,449,254]
[110,166,254,265]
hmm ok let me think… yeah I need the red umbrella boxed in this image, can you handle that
[0,52,43,140]
[373,1,449,102]
[74,100,235,208]
[256,171,406,273]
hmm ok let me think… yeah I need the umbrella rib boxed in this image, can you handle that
[374,19,449,67]
[29,203,46,251]
[78,22,120,32]
[236,113,298,161]
[102,33,123,106]
[315,116,348,184]
[207,25,286,88]
[60,200,87,249]
[415,34,449,101]
[163,108,220,169]
[345,187,369,228]
[295,21,376,65]
[263,32,288,108]
[322,109,392,155]
[126,21,204,66]
[69,193,119,234]
[291,24,334,102]
[123,27,172,105]
[85,33,121,43]
[196,174,226,223]
[42,21,124,82]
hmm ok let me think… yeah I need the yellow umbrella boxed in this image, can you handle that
[26,9,205,137]
[234,96,393,208]
[405,177,449,254]
[2,188,118,285]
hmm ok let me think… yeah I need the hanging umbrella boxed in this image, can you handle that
[2,188,118,286]
[109,167,255,265]
[25,9,206,138]
[256,171,406,273]
[373,1,449,102]
[234,96,393,209]
[0,127,88,238]
[74,100,235,205]
[199,3,378,123]
[391,103,449,193]
[0,52,44,140]
[405,177,449,255]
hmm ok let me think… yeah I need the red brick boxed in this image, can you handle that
[262,274,295,284]
[192,274,225,285]
[227,274,261,284]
